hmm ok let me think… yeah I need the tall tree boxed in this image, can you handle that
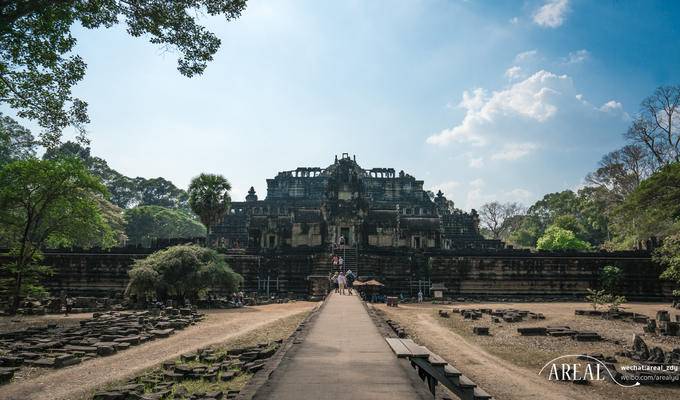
[0,0,247,146]
[44,142,188,209]
[611,162,680,247]
[479,201,524,239]
[0,113,36,167]
[135,177,189,209]
[0,158,114,312]
[124,205,206,247]
[188,173,231,241]
[585,144,656,203]
[624,85,680,166]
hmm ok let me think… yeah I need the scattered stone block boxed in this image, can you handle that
[473,326,489,335]
[573,331,602,342]
[656,310,670,322]
[517,327,547,336]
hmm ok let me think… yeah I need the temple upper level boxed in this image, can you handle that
[213,154,504,252]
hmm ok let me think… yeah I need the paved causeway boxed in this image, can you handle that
[253,293,429,399]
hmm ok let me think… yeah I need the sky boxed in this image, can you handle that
[5,0,680,210]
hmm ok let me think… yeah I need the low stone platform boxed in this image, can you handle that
[252,293,430,399]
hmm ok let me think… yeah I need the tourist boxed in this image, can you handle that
[65,295,74,316]
[331,272,339,293]
[338,256,344,271]
[337,272,347,295]
[332,255,339,268]
[60,290,67,314]
[339,234,345,246]
[346,269,355,295]
[417,290,423,303]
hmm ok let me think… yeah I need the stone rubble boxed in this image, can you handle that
[0,308,204,385]
[91,341,282,400]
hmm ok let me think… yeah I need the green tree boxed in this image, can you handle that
[44,142,189,209]
[610,162,680,247]
[536,226,591,251]
[135,177,189,209]
[0,113,36,167]
[505,188,610,248]
[0,1,248,146]
[0,158,114,312]
[188,173,231,241]
[653,234,680,296]
[125,244,241,303]
[124,205,206,247]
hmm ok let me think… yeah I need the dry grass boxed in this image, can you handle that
[102,311,311,400]
[379,302,680,400]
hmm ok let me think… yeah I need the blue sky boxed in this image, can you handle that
[5,0,680,210]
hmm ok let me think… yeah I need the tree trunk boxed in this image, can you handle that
[10,270,22,315]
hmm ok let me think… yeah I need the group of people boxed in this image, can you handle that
[329,269,356,295]
[231,291,245,307]
[331,254,344,269]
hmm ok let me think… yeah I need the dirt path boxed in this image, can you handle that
[0,302,316,400]
[379,305,611,400]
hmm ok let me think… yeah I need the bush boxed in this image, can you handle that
[600,265,622,294]
[536,226,591,251]
[126,244,242,304]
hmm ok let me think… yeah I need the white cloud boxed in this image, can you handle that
[599,100,623,112]
[491,142,538,160]
[464,186,533,210]
[505,188,532,200]
[468,157,484,168]
[510,16,519,24]
[505,66,523,80]
[515,50,538,63]
[459,88,486,111]
[427,70,572,146]
[469,178,485,188]
[565,49,589,64]
[533,0,570,28]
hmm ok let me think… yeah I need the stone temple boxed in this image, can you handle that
[5,154,671,300]
[213,153,503,253]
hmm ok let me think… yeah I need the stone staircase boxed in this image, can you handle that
[336,244,359,274]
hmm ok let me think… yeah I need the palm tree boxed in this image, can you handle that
[188,173,231,244]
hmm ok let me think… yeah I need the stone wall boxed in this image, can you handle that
[0,248,673,300]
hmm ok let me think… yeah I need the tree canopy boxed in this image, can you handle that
[124,205,206,247]
[536,226,591,251]
[188,173,232,238]
[0,112,36,167]
[125,244,242,303]
[44,142,189,209]
[0,157,115,311]
[478,201,524,240]
[610,162,680,247]
[0,0,247,146]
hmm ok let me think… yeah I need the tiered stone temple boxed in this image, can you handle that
[213,153,502,252]
[2,154,672,301]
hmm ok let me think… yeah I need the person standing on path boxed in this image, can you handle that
[331,272,339,293]
[345,269,355,295]
[417,290,423,303]
[337,272,347,295]
[64,294,74,316]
